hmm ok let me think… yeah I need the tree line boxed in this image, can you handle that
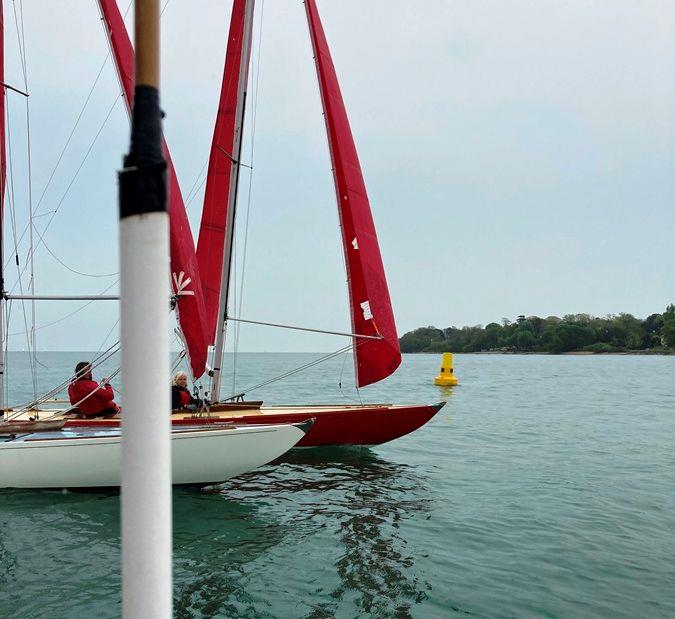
[399,305,675,354]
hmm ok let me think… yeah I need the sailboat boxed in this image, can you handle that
[4,0,445,447]
[0,0,311,489]
[0,421,312,489]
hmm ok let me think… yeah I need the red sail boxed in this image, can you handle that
[196,0,248,344]
[304,0,401,387]
[97,0,208,377]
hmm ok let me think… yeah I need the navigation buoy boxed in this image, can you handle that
[434,352,458,386]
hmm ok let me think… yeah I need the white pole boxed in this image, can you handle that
[120,215,171,617]
[120,1,171,616]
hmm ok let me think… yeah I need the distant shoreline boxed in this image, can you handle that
[399,309,675,355]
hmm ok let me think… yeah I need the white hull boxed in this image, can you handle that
[0,422,308,489]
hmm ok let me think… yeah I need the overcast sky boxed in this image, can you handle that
[2,0,674,352]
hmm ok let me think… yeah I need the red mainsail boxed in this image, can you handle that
[97,0,208,377]
[196,0,250,344]
[304,0,401,387]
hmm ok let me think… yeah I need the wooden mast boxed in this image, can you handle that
[120,1,172,616]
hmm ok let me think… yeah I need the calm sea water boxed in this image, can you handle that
[1,352,674,618]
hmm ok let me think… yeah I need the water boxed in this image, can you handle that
[1,353,674,618]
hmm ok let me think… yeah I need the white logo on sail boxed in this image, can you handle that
[351,237,359,250]
[360,300,373,321]
[172,271,195,297]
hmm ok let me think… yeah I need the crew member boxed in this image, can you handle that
[171,371,196,410]
[68,361,120,417]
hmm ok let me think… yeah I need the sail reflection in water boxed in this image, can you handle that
[183,449,434,618]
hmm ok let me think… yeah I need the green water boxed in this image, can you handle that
[1,353,674,617]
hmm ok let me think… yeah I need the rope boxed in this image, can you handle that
[2,0,134,273]
[184,160,208,208]
[11,2,27,86]
[31,45,112,219]
[30,96,120,259]
[4,64,35,391]
[11,0,37,399]
[2,300,12,408]
[171,350,187,374]
[338,346,361,404]
[5,0,157,274]
[40,235,118,278]
[221,342,356,401]
[4,94,121,285]
[95,318,120,357]
[39,367,122,422]
[8,341,121,416]
[227,316,383,340]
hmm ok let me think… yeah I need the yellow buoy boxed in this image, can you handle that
[434,352,458,386]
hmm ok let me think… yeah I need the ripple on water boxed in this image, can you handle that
[1,353,674,617]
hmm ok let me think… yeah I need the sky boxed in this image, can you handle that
[2,0,674,353]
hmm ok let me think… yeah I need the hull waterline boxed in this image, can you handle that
[0,421,310,489]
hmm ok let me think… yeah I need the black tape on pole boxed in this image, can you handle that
[119,85,168,219]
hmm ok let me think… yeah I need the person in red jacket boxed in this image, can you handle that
[171,371,196,410]
[68,361,120,417]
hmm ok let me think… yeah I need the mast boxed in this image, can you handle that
[0,2,5,414]
[119,0,171,615]
[208,0,255,402]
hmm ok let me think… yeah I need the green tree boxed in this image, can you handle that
[514,328,536,350]
[399,326,444,352]
[398,308,674,353]
[662,320,675,348]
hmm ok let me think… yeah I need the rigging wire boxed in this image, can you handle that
[221,342,356,402]
[2,1,143,411]
[3,1,134,272]
[11,0,37,399]
[29,95,121,261]
[31,49,112,218]
[36,365,122,422]
[231,228,237,395]
[8,340,121,415]
[4,94,121,288]
[6,279,119,338]
[2,300,13,410]
[95,318,120,357]
[40,235,118,278]
[30,210,56,219]
[4,66,35,392]
[183,161,208,208]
